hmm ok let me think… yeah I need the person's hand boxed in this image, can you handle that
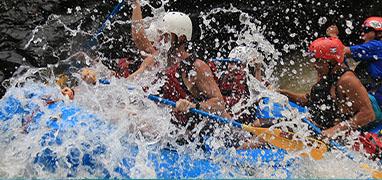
[326,25,339,38]
[322,127,338,139]
[175,99,196,112]
[61,87,74,100]
[81,68,97,85]
[266,82,273,90]
[276,89,285,94]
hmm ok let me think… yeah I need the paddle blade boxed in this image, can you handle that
[242,125,327,160]
[360,164,382,179]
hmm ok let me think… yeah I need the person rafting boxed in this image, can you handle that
[327,17,382,107]
[131,0,227,117]
[348,17,382,107]
[214,46,264,124]
[279,37,376,138]
[130,1,232,147]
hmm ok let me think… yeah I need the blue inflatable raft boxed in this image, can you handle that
[0,86,300,178]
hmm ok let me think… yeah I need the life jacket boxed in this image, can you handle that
[113,57,144,79]
[114,58,131,78]
[161,54,207,125]
[218,69,249,108]
[209,61,249,107]
[353,132,382,160]
[308,66,353,129]
[211,62,255,124]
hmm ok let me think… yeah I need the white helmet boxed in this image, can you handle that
[161,12,193,41]
[228,46,264,64]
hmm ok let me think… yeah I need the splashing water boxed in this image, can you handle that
[0,0,381,178]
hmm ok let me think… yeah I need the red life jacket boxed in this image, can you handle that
[161,62,200,125]
[161,58,249,124]
[218,70,249,108]
[209,61,249,108]
[353,132,382,159]
[161,55,220,125]
[115,58,131,78]
[162,63,190,103]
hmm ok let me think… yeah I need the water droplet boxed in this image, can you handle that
[189,70,197,77]
[345,28,352,34]
[320,104,327,111]
[346,102,352,107]
[346,20,352,27]
[318,17,327,25]
[239,13,250,23]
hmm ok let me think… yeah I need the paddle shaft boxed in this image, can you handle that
[148,95,243,128]
[302,118,382,178]
[301,118,354,159]
[148,95,328,160]
[210,58,241,63]
[83,0,125,50]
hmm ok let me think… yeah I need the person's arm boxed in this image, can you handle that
[278,89,309,106]
[193,60,227,114]
[254,63,262,81]
[131,0,156,54]
[127,56,156,80]
[322,72,375,137]
[175,60,227,115]
[345,42,379,62]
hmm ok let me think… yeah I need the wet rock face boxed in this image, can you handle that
[0,0,95,66]
[0,0,101,97]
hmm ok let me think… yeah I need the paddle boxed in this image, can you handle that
[302,118,382,179]
[147,95,328,160]
[82,0,126,50]
[210,58,242,63]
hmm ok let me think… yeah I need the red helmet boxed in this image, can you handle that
[363,17,382,31]
[308,37,345,63]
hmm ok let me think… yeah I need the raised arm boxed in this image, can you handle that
[131,0,156,54]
